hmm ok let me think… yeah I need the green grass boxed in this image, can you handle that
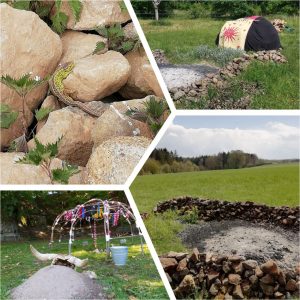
[141,15,299,109]
[130,163,299,254]
[0,237,168,300]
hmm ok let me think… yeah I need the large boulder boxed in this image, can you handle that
[63,51,131,102]
[86,136,151,184]
[11,265,104,299]
[119,48,164,99]
[123,22,139,41]
[53,0,131,31]
[0,152,82,184]
[29,107,98,166]
[60,31,108,64]
[112,95,162,113]
[36,95,62,133]
[0,3,62,148]
[92,105,153,148]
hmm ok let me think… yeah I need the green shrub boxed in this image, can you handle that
[131,0,174,19]
[188,3,210,19]
[194,45,244,66]
[211,0,254,19]
[161,163,171,173]
[142,158,161,174]
[180,207,199,224]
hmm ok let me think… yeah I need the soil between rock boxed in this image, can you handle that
[158,64,219,90]
[179,219,299,270]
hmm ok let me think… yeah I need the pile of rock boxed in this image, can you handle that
[152,49,170,64]
[0,3,167,184]
[271,19,287,33]
[154,197,299,231]
[169,50,287,102]
[161,249,300,299]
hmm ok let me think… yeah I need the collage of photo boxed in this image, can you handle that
[0,0,299,300]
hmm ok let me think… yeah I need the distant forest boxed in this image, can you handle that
[140,148,298,175]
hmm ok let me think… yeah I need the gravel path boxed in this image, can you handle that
[179,220,299,270]
[158,63,219,90]
[11,265,105,299]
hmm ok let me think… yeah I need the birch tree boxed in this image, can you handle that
[152,0,161,21]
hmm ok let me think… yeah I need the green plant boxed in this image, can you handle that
[126,97,168,135]
[94,24,138,54]
[0,104,18,129]
[0,73,49,152]
[35,107,53,121]
[17,137,79,184]
[180,207,199,224]
[188,3,210,19]
[3,0,82,34]
[49,0,82,34]
[194,45,244,67]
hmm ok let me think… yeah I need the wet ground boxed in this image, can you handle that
[158,63,219,90]
[179,219,299,270]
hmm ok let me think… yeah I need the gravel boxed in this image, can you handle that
[11,265,105,299]
[158,63,219,90]
[179,219,299,270]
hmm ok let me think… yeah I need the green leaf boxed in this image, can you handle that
[144,96,165,119]
[51,10,68,34]
[0,104,18,129]
[68,0,82,22]
[16,137,61,166]
[52,164,80,184]
[35,3,52,18]
[12,0,30,10]
[121,40,135,53]
[1,73,49,97]
[95,26,108,38]
[35,107,53,121]
[93,41,106,55]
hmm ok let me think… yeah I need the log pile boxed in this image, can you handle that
[161,249,300,299]
[154,197,299,231]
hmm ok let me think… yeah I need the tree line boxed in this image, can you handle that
[132,0,299,20]
[1,191,126,225]
[140,148,266,175]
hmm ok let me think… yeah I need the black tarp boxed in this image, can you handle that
[216,17,282,51]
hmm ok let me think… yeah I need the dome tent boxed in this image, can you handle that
[216,16,281,51]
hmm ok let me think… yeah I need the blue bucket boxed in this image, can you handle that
[110,246,128,266]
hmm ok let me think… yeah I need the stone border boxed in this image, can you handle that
[160,249,300,299]
[154,197,299,231]
[153,49,287,103]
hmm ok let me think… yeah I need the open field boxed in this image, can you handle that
[141,14,299,109]
[0,237,167,300]
[130,163,299,254]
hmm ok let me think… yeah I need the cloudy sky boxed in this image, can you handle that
[157,116,300,159]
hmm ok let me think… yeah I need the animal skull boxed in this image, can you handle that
[30,245,88,268]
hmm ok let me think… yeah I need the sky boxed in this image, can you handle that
[157,116,300,159]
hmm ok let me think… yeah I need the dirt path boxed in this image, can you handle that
[179,220,299,270]
[158,63,219,90]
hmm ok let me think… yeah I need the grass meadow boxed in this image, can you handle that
[130,163,299,254]
[141,13,299,109]
[0,237,167,300]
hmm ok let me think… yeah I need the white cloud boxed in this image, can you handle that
[157,122,300,159]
